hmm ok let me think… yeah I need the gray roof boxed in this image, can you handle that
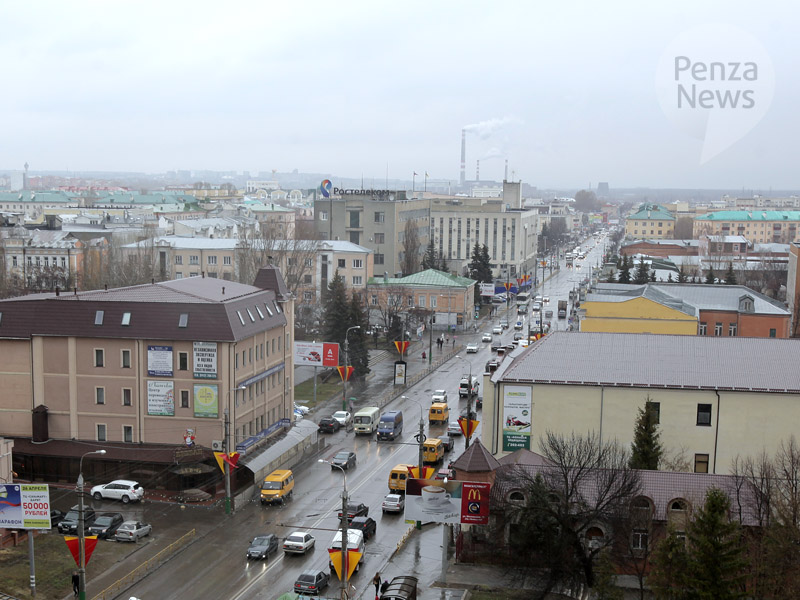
[586,284,698,317]
[500,331,800,393]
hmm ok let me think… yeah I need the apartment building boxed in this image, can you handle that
[694,210,800,244]
[624,204,676,239]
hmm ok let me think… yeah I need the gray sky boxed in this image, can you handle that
[1,1,798,189]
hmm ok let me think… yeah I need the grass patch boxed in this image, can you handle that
[293,377,342,407]
[469,588,532,600]
[0,530,137,600]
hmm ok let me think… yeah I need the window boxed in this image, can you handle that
[632,529,649,551]
[407,295,414,306]
[94,349,104,367]
[179,352,188,371]
[305,258,313,267]
[96,387,105,405]
[338,259,346,268]
[698,322,707,335]
[179,313,189,328]
[694,453,709,473]
[175,255,183,265]
[770,328,777,338]
[371,294,378,306]
[374,253,384,265]
[431,296,437,308]
[697,403,712,426]
[419,295,426,307]
[319,210,328,221]
[207,255,217,265]
[223,256,231,265]
[249,348,253,363]
[255,306,264,319]
[12,256,17,267]
[121,349,131,368]
[246,308,255,322]
[304,274,312,284]
[264,303,273,316]
[181,389,189,408]
[353,259,363,268]
[95,311,104,326]
[123,425,133,443]
[374,211,385,223]
[122,388,132,406]
[729,323,737,336]
[97,424,107,442]
[189,255,199,265]
[303,291,313,301]
[121,312,131,326]
[374,233,385,244]
[352,276,363,285]
[647,401,660,424]
[714,322,723,336]
[237,311,245,325]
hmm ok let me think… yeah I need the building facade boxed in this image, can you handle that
[694,210,800,244]
[624,204,676,239]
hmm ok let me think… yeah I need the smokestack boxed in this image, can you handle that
[476,160,480,182]
[504,159,508,182]
[460,129,466,186]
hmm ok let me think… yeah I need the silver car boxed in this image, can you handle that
[115,520,152,542]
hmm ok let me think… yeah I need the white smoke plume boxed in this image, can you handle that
[463,116,521,140]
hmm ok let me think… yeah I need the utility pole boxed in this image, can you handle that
[223,408,231,515]
[343,326,360,411]
[78,449,106,600]
[402,395,426,531]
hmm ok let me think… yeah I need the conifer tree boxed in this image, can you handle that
[634,257,650,284]
[724,263,737,285]
[705,267,716,285]
[421,240,437,270]
[629,398,663,470]
[618,255,631,283]
[649,525,691,600]
[347,293,370,377]
[677,264,687,283]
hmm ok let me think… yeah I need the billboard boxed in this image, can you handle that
[193,342,218,379]
[479,283,494,297]
[503,385,532,451]
[0,483,51,529]
[404,479,491,525]
[293,342,339,367]
[393,361,407,386]
[147,345,173,377]
[193,383,219,418]
[147,380,175,416]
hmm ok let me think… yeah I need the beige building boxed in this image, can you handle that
[693,210,800,244]
[484,331,800,475]
[624,204,676,239]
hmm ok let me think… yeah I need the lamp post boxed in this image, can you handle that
[319,459,350,600]
[78,449,106,600]
[224,385,246,515]
[401,395,426,531]
[454,355,473,450]
[343,326,360,411]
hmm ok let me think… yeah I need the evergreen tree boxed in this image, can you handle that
[650,270,657,282]
[677,264,687,283]
[649,525,691,600]
[322,270,350,347]
[724,263,737,285]
[468,242,493,283]
[634,257,650,284]
[480,244,492,278]
[629,398,663,470]
[685,488,746,599]
[592,551,624,600]
[667,273,674,282]
[347,293,370,377]
[618,255,631,283]
[705,267,716,285]
[421,240,437,270]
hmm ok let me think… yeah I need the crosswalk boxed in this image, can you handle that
[368,350,391,366]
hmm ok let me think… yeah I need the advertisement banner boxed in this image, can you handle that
[461,482,491,525]
[193,342,218,379]
[147,345,173,377]
[502,385,532,451]
[393,361,407,386]
[193,383,219,418]
[147,380,175,416]
[294,342,340,367]
[404,479,462,524]
[0,483,51,529]
[480,283,494,297]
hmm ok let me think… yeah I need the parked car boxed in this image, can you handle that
[318,417,341,433]
[294,569,330,596]
[331,450,357,470]
[88,512,125,539]
[90,479,144,504]
[545,310,554,318]
[492,325,502,335]
[350,516,377,540]
[293,403,310,415]
[283,531,315,555]
[447,421,463,436]
[58,505,97,534]
[115,520,152,542]
[466,342,479,353]
[382,494,406,513]
[331,411,352,427]
[49,509,65,529]
[481,332,492,342]
[461,409,478,421]
[246,534,279,559]
[338,502,369,521]
[491,341,502,352]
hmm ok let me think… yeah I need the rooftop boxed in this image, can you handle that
[368,269,474,288]
[696,210,800,221]
[628,204,675,221]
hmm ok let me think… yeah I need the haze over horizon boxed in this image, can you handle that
[1,1,799,190]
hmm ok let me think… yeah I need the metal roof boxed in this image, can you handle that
[696,210,800,221]
[368,268,474,288]
[500,331,800,393]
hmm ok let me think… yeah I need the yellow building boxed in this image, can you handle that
[693,210,800,244]
[580,288,697,335]
[625,204,676,239]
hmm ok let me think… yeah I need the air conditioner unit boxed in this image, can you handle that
[211,440,223,452]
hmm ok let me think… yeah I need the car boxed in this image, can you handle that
[331,410,352,427]
[481,332,492,342]
[318,417,341,433]
[492,325,502,335]
[115,520,152,542]
[49,509,66,529]
[543,296,550,304]
[331,450,357,470]
[500,319,509,329]
[513,331,523,341]
[438,435,455,452]
[283,530,315,554]
[496,346,506,356]
[466,342,479,353]
[294,569,330,596]
[88,512,125,540]
[58,505,97,534]
[545,310,554,318]
[382,493,406,513]
[338,502,369,521]
[475,395,483,409]
[461,409,478,421]
[246,534,279,559]
[533,301,542,312]
[90,479,145,504]
[514,321,523,330]
[294,403,310,415]
[447,421,463,436]
[350,516,377,540]
[431,389,448,404]
[491,293,507,304]
[435,467,455,480]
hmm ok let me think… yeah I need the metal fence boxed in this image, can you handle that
[91,529,196,600]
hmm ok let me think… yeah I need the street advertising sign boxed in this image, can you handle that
[147,380,175,416]
[404,479,491,525]
[193,383,219,418]
[0,483,51,529]
[193,342,218,379]
[293,341,339,367]
[147,345,173,377]
[393,361,407,386]
[336,366,354,382]
[479,283,494,297]
[502,385,532,451]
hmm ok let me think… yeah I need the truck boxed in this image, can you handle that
[558,300,568,319]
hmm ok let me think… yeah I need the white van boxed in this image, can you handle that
[328,529,366,573]
[353,406,380,435]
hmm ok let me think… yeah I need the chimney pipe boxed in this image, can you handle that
[222,286,225,295]
[505,159,508,182]
[55,286,60,297]
[460,129,466,186]
[476,160,480,182]
[74,287,77,295]
[104,284,107,291]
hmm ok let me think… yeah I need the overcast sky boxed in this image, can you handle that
[1,1,798,190]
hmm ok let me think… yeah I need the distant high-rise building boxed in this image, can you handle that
[597,182,609,196]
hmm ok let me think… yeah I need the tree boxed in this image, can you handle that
[400,218,421,276]
[673,217,694,239]
[629,397,663,470]
[724,263,737,285]
[634,257,650,285]
[468,243,492,305]
[677,264,688,283]
[321,270,371,374]
[617,255,631,284]
[421,240,438,270]
[649,525,691,600]
[575,189,599,212]
[347,293,370,377]
[705,267,716,285]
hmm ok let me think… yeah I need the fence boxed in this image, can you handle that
[91,529,196,600]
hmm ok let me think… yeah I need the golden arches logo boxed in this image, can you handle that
[467,488,482,501]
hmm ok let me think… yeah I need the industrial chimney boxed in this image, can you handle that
[460,129,466,186]
[476,160,480,182]
[504,159,508,182]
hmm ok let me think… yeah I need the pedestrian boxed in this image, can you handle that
[373,572,382,596]
[452,338,456,348]
[72,571,80,596]
[381,579,390,594]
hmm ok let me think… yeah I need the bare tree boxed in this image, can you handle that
[236,226,318,295]
[673,216,694,239]
[400,218,421,276]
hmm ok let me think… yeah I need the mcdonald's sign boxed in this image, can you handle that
[460,482,491,524]
[404,478,491,524]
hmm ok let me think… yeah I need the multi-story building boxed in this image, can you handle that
[624,204,675,239]
[1,266,293,488]
[788,242,800,335]
[239,200,296,238]
[693,210,800,244]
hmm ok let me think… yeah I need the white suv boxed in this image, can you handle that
[90,479,145,503]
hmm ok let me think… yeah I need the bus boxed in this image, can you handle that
[516,292,531,314]
[516,292,531,305]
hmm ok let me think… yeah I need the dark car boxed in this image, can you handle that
[58,505,97,534]
[318,417,341,433]
[461,409,478,421]
[49,509,66,529]
[88,512,125,539]
[331,450,357,470]
[350,516,377,540]
[513,331,523,341]
[247,534,279,560]
[475,396,483,410]
[294,569,330,596]
[337,502,369,522]
[438,435,455,453]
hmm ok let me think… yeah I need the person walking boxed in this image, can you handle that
[72,571,80,597]
[373,572,382,596]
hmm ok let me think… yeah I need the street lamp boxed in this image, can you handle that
[78,449,106,600]
[401,395,426,531]
[319,459,351,600]
[224,385,246,515]
[343,326,360,411]
[454,355,474,450]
